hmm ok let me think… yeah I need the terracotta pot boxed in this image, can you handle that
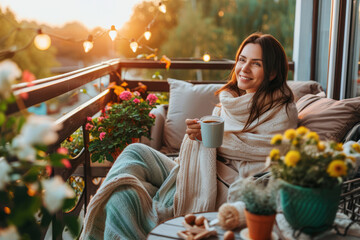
[244,209,275,240]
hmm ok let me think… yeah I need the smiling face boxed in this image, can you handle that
[235,43,264,94]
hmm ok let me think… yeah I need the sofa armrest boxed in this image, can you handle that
[141,104,168,150]
[342,122,360,143]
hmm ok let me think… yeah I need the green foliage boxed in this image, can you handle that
[233,177,277,215]
[61,128,84,157]
[87,92,158,163]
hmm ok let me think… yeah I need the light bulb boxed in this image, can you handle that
[34,30,51,50]
[130,39,138,53]
[83,35,93,53]
[144,28,151,40]
[203,53,211,62]
[159,2,166,13]
[109,25,117,41]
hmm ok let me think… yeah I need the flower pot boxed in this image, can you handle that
[244,209,276,240]
[279,181,341,235]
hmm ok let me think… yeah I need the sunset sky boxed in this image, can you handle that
[0,0,145,30]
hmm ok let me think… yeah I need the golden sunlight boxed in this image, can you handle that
[0,0,144,30]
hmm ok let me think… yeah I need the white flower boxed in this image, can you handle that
[0,60,21,100]
[42,176,75,214]
[11,115,62,161]
[0,225,20,240]
[11,136,37,162]
[0,157,12,190]
[20,115,61,145]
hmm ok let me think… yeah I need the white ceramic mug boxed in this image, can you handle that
[196,115,224,148]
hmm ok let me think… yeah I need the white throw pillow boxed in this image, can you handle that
[162,78,223,153]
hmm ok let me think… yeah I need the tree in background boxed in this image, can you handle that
[116,0,182,58]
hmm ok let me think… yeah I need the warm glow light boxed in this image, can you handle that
[34,30,51,50]
[203,53,211,62]
[109,25,117,41]
[144,27,151,40]
[159,2,166,13]
[83,35,93,53]
[130,39,138,53]
[218,10,224,17]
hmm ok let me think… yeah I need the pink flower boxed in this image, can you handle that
[87,117,92,121]
[46,165,52,176]
[119,91,132,101]
[99,132,106,141]
[98,127,104,131]
[105,105,112,111]
[133,91,140,96]
[85,123,94,130]
[149,113,156,119]
[57,147,68,155]
[133,98,140,104]
[98,116,104,122]
[146,94,158,105]
[61,159,71,168]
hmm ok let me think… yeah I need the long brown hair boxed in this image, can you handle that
[216,33,294,131]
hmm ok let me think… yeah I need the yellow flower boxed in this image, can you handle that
[284,129,296,140]
[306,131,319,141]
[284,150,301,167]
[269,148,280,160]
[334,143,343,151]
[296,126,309,135]
[317,141,325,151]
[327,160,347,177]
[271,134,283,145]
[292,139,299,146]
[352,143,360,153]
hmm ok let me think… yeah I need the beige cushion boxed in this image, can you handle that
[296,93,360,142]
[162,79,223,153]
[287,81,324,102]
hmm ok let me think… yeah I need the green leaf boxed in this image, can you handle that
[0,101,7,111]
[0,112,5,125]
[64,215,80,237]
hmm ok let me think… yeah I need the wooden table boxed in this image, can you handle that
[147,212,243,240]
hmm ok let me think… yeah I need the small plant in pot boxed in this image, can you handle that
[232,177,277,240]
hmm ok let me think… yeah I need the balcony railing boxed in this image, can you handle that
[6,58,295,231]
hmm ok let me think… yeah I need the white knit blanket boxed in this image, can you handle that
[174,91,298,215]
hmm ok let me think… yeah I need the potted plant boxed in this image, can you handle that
[231,177,277,240]
[86,90,158,163]
[269,126,359,234]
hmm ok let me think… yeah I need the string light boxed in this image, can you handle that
[203,53,211,62]
[218,10,224,17]
[83,35,94,53]
[109,25,117,41]
[130,39,138,53]
[34,29,51,51]
[0,1,174,57]
[159,2,167,13]
[144,27,152,40]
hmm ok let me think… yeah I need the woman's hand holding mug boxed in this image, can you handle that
[185,119,202,141]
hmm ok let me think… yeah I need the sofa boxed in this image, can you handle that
[143,78,360,155]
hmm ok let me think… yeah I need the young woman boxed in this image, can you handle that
[81,33,298,240]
